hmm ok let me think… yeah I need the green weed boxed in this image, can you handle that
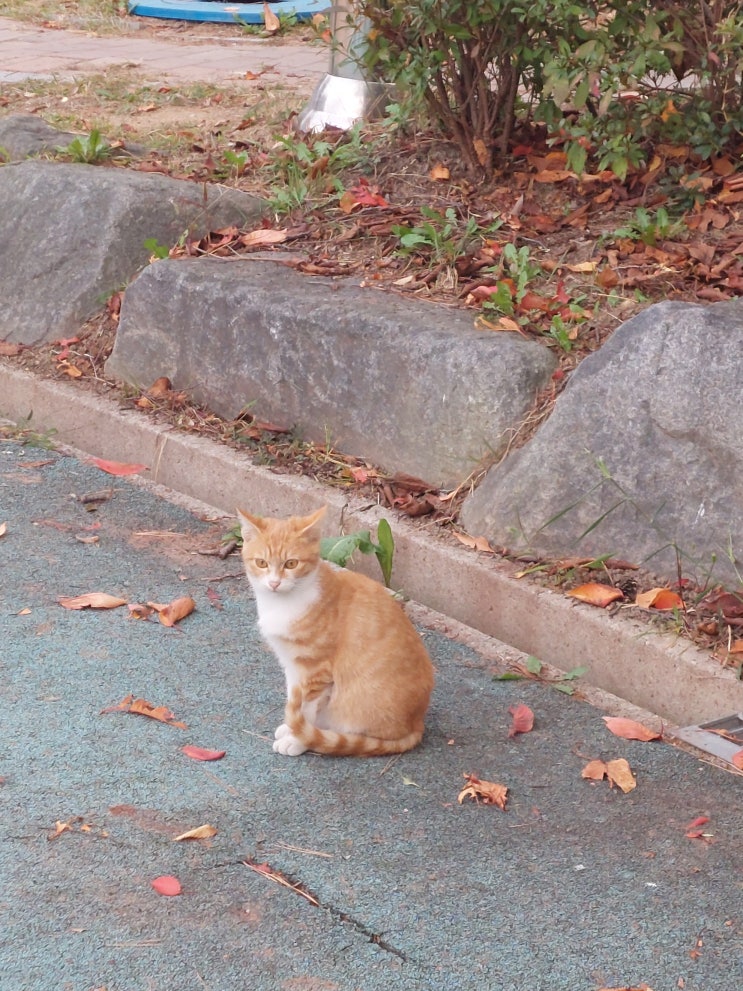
[56,128,112,164]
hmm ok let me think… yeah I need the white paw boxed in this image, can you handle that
[273,733,308,756]
[274,723,292,740]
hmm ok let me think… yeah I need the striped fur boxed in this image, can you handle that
[238,506,435,758]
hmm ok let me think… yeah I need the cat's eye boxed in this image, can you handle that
[284,559,299,570]
[254,558,268,569]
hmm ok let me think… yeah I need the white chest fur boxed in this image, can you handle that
[251,574,321,689]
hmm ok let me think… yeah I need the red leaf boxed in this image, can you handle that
[635,587,684,611]
[684,815,710,831]
[603,716,661,742]
[182,745,226,762]
[89,457,147,476]
[151,875,182,896]
[508,703,534,737]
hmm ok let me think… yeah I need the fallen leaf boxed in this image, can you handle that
[74,533,100,545]
[58,592,127,610]
[581,758,637,793]
[17,607,31,616]
[101,694,187,729]
[0,522,6,537]
[0,341,23,356]
[148,595,196,627]
[239,228,288,248]
[429,163,450,181]
[684,815,710,832]
[457,772,508,810]
[508,703,534,737]
[181,745,226,762]
[151,875,182,896]
[263,1,280,32]
[684,815,714,841]
[173,823,217,841]
[635,587,684,611]
[473,138,488,167]
[127,603,155,620]
[564,260,598,273]
[147,376,172,397]
[89,457,147,476]
[48,820,72,840]
[731,749,743,770]
[568,582,624,607]
[534,169,575,183]
[453,531,495,553]
[603,716,661,742]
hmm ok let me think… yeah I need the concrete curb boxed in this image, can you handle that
[2,363,741,725]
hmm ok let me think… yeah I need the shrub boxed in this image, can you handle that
[355,1,743,177]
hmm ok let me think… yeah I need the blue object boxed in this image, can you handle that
[128,0,327,24]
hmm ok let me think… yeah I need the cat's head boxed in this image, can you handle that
[237,506,326,595]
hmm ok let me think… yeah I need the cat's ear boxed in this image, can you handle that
[296,505,327,537]
[236,508,264,543]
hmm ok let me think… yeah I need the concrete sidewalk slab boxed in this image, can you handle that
[0,15,326,88]
[1,444,741,991]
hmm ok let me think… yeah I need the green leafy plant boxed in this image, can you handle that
[321,519,395,588]
[143,237,170,260]
[264,125,372,214]
[392,206,487,264]
[609,206,684,247]
[56,128,112,164]
[0,415,57,450]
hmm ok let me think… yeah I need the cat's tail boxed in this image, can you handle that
[282,685,424,757]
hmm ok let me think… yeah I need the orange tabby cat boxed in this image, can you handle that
[237,505,434,757]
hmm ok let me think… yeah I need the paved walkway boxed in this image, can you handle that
[0,442,741,991]
[0,14,326,88]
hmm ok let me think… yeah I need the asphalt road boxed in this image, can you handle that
[0,442,740,991]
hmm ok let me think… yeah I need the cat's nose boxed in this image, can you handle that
[268,579,281,591]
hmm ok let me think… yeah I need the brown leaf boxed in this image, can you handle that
[473,138,488,167]
[568,582,624,607]
[457,773,508,810]
[0,522,6,538]
[534,169,575,183]
[58,592,127,610]
[603,716,661,742]
[731,749,743,770]
[173,823,217,841]
[151,875,182,896]
[239,228,288,248]
[263,1,280,31]
[605,758,637,793]
[429,163,450,181]
[0,341,24,356]
[581,758,637,793]
[148,595,196,627]
[508,703,534,737]
[127,603,155,620]
[635,587,684,611]
[101,694,187,729]
[452,531,495,554]
[147,376,172,397]
[700,587,743,619]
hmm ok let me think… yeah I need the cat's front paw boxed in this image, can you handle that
[274,723,292,740]
[273,733,308,756]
